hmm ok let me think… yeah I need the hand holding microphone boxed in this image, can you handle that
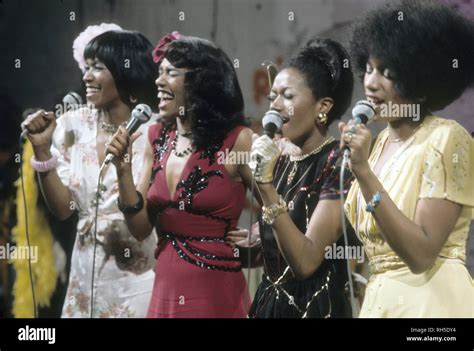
[338,100,375,173]
[22,110,57,151]
[21,91,84,149]
[250,110,283,184]
[103,103,151,173]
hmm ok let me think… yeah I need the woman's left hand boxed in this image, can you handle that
[338,121,372,174]
[250,135,281,184]
[225,227,261,249]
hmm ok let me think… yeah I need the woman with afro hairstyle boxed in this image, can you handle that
[341,0,474,317]
[107,33,253,317]
[236,38,355,318]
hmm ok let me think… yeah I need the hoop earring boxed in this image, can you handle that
[317,112,328,125]
[130,96,138,104]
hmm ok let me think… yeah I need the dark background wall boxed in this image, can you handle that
[1,0,473,132]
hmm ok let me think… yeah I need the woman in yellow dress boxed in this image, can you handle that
[341,0,474,317]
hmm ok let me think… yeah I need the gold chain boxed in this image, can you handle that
[289,136,335,162]
[287,136,335,184]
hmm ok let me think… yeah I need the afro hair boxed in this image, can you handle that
[350,0,474,111]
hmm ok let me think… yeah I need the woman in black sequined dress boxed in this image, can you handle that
[229,38,355,318]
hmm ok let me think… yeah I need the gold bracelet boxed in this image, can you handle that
[262,196,287,225]
[256,174,274,184]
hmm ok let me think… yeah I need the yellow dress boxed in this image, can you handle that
[344,116,473,317]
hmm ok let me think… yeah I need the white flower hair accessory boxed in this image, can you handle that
[72,23,123,72]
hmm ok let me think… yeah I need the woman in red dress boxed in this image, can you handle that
[106,33,254,317]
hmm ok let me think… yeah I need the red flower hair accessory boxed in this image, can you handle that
[152,31,184,63]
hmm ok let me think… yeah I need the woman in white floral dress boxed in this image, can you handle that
[23,29,158,317]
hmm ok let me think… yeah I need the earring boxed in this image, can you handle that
[130,96,138,104]
[317,112,328,125]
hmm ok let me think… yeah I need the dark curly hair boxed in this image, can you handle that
[84,30,158,111]
[285,38,354,126]
[163,37,248,150]
[350,0,474,112]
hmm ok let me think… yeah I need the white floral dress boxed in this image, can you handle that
[51,107,156,318]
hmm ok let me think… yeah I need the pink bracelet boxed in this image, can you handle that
[30,151,59,173]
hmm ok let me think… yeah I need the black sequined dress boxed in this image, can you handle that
[250,141,353,318]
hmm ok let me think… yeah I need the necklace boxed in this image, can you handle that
[100,115,128,133]
[289,136,335,162]
[287,136,335,185]
[171,132,193,157]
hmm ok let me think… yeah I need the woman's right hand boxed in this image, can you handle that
[23,110,57,150]
[105,126,142,173]
[226,226,261,249]
[250,135,281,184]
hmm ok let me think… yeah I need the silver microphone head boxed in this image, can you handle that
[352,100,375,124]
[62,92,83,106]
[132,103,152,122]
[262,110,283,130]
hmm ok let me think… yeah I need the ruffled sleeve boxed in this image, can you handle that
[51,114,72,187]
[419,120,473,207]
[320,146,354,200]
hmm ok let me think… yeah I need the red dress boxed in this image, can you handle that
[146,122,250,318]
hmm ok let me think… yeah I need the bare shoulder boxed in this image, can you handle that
[232,127,253,152]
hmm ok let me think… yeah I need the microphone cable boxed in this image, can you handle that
[88,104,151,317]
[338,102,375,318]
[90,169,105,318]
[246,167,257,300]
[340,151,357,318]
[18,134,38,318]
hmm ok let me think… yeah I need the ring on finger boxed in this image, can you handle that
[345,132,354,143]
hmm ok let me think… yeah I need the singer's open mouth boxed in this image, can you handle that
[86,85,101,94]
[366,95,384,106]
[158,89,174,100]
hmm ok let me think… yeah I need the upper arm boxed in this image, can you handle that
[306,199,343,249]
[233,127,253,160]
[137,137,154,197]
[233,127,263,205]
[233,126,253,186]
[414,198,462,258]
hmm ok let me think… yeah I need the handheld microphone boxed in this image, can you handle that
[249,110,283,173]
[101,103,152,168]
[62,91,83,108]
[343,100,375,157]
[338,100,375,318]
[262,110,283,139]
[351,100,375,126]
[20,92,84,139]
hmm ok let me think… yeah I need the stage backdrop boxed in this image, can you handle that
[1,0,472,282]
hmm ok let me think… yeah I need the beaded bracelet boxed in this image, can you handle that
[262,196,287,225]
[365,191,382,213]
